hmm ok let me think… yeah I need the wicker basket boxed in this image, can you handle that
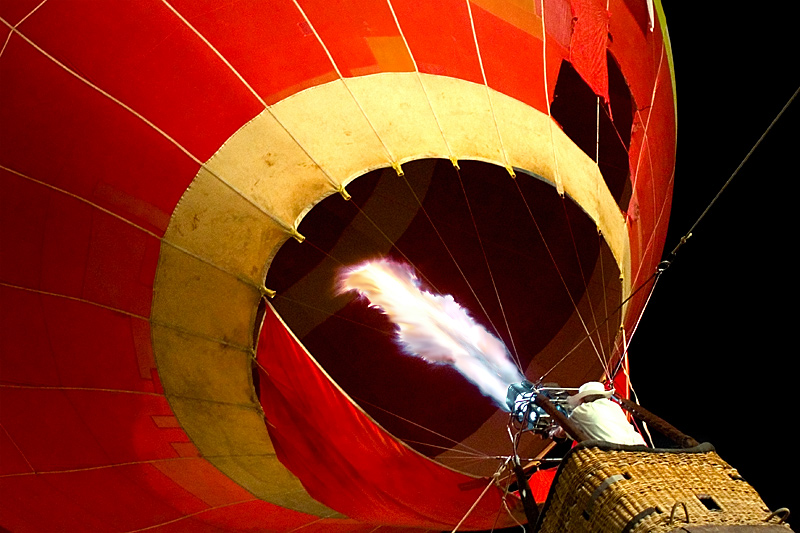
[535,442,791,532]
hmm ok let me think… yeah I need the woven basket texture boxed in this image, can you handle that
[537,446,785,533]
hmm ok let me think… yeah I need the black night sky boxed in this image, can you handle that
[629,1,798,527]
[467,3,799,532]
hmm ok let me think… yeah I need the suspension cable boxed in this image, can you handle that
[667,85,799,261]
[611,85,800,383]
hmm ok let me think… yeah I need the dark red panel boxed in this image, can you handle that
[0,388,113,471]
[169,0,338,104]
[299,523,428,533]
[0,287,157,393]
[0,169,47,291]
[62,390,188,465]
[45,304,154,392]
[0,453,342,532]
[41,466,189,531]
[0,388,184,473]
[80,215,160,318]
[0,425,33,476]
[0,35,198,235]
[120,462,209,516]
[0,0,43,26]
[0,169,159,317]
[149,457,254,508]
[0,288,60,387]
[17,0,261,161]
[257,307,520,530]
[38,189,95,299]
[391,0,484,82]
[0,26,10,52]
[190,500,317,532]
[0,475,115,532]
[134,518,230,533]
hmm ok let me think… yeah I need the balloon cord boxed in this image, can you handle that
[452,165,524,374]
[608,87,799,379]
[668,85,799,260]
[449,475,497,533]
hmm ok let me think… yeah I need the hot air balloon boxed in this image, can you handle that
[0,0,676,530]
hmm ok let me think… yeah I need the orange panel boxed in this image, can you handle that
[297,0,415,77]
[167,0,339,104]
[391,0,484,82]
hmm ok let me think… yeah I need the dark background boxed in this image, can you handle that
[629,1,799,527]
[468,3,799,532]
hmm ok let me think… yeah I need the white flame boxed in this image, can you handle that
[339,259,523,409]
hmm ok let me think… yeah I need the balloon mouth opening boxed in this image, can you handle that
[262,157,623,465]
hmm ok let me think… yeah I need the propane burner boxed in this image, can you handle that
[506,381,572,435]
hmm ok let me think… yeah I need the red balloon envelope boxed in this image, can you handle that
[0,0,675,530]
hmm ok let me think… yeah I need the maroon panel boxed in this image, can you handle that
[45,308,154,393]
[80,215,160,318]
[3,390,187,472]
[0,475,115,532]
[0,388,113,471]
[0,169,159,317]
[0,288,60,387]
[290,522,430,533]
[37,187,94,299]
[134,518,230,533]
[0,26,10,53]
[189,500,318,532]
[41,466,189,531]
[0,169,47,291]
[391,0,484,82]
[167,0,338,104]
[119,462,209,516]
[0,425,33,476]
[62,390,189,465]
[17,0,262,161]
[0,455,348,532]
[0,462,268,532]
[0,287,156,393]
[0,35,198,235]
[0,0,43,26]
